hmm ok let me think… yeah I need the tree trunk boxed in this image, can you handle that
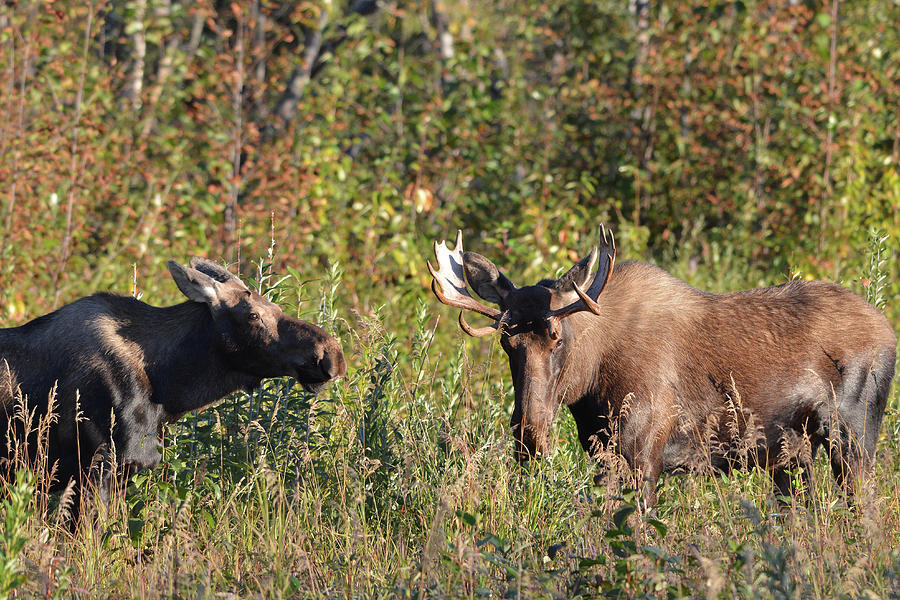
[819,0,839,251]
[225,8,246,263]
[125,0,147,110]
[273,7,329,126]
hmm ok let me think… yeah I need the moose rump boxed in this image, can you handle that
[0,257,346,499]
[428,229,896,504]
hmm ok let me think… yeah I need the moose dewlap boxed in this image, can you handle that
[428,228,896,504]
[0,257,346,499]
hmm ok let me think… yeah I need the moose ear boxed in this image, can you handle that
[168,260,221,304]
[188,257,245,287]
[463,252,516,304]
[556,247,598,292]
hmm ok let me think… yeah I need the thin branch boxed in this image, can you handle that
[1,4,39,296]
[53,2,94,308]
[225,5,246,263]
[819,0,839,251]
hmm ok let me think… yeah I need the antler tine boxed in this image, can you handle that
[459,312,501,337]
[427,230,502,320]
[601,224,616,258]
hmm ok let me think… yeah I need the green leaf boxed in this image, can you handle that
[578,556,607,569]
[612,505,635,530]
[456,510,476,527]
[127,518,146,543]
[477,534,508,553]
[644,517,668,538]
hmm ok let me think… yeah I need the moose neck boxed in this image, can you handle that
[556,261,699,411]
[553,312,608,405]
[553,272,648,407]
[128,301,262,418]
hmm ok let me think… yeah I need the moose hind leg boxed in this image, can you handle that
[828,356,892,495]
[827,422,869,496]
[860,355,893,461]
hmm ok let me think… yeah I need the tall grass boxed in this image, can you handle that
[2,251,899,599]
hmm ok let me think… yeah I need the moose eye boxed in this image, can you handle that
[248,312,260,321]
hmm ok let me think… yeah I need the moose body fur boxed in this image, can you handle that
[0,258,346,497]
[429,230,896,503]
[553,261,895,498]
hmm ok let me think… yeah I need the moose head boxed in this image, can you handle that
[167,257,346,394]
[428,229,616,461]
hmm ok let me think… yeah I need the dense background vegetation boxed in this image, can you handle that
[1,0,898,597]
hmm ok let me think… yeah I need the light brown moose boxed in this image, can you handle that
[429,228,896,504]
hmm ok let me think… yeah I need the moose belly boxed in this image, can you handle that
[658,381,832,475]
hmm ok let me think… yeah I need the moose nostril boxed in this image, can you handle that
[319,351,347,379]
[319,356,333,379]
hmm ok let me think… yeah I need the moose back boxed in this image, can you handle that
[429,229,896,503]
[0,257,346,493]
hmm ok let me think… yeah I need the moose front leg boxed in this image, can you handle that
[113,397,165,477]
[618,438,663,510]
[618,399,676,512]
[117,429,163,475]
[632,449,667,514]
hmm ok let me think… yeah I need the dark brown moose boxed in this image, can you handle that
[429,229,896,504]
[0,257,346,498]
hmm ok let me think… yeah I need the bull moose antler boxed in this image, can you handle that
[550,225,617,319]
[429,227,616,338]
[427,230,507,337]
